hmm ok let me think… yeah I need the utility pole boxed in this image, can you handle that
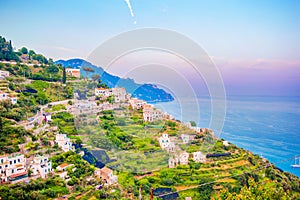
[150,188,154,200]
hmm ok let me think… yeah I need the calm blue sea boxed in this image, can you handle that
[155,95,300,178]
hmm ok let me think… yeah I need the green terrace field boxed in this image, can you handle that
[0,118,33,154]
[127,150,300,199]
[135,151,257,187]
[73,107,300,199]
[51,111,77,135]
[75,108,170,173]
[22,80,73,103]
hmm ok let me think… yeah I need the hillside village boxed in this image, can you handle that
[0,37,300,199]
[0,65,213,196]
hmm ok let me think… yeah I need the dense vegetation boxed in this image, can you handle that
[0,36,19,61]
[0,36,48,64]
[0,176,69,200]
[51,112,77,135]
[0,116,32,154]
[0,61,62,82]
[15,47,48,64]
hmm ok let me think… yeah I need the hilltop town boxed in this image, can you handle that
[0,36,299,200]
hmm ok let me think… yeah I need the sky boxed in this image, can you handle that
[1,0,300,96]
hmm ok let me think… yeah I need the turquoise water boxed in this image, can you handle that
[155,96,300,177]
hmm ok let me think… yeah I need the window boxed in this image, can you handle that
[14,160,16,164]
[10,161,12,165]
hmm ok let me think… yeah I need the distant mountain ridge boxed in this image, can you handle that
[55,58,174,103]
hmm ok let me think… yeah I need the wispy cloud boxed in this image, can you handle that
[50,46,78,53]
[124,0,134,17]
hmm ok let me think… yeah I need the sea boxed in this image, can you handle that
[154,95,300,178]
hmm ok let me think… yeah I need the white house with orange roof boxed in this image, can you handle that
[56,163,74,171]
[0,154,27,183]
[66,68,80,78]
[56,163,74,180]
[95,167,118,185]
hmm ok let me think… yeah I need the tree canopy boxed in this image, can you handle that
[82,67,95,79]
[0,36,19,61]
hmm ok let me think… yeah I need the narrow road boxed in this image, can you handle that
[20,99,73,129]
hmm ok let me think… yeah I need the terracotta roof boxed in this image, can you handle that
[9,171,27,178]
[100,167,112,174]
[58,163,69,168]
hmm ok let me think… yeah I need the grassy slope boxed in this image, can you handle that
[76,106,300,199]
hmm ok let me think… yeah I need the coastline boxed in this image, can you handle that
[153,96,300,178]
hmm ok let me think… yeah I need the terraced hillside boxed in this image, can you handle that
[76,106,300,199]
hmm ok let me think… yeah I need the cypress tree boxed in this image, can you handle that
[62,67,67,84]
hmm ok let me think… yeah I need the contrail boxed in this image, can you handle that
[124,0,134,17]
